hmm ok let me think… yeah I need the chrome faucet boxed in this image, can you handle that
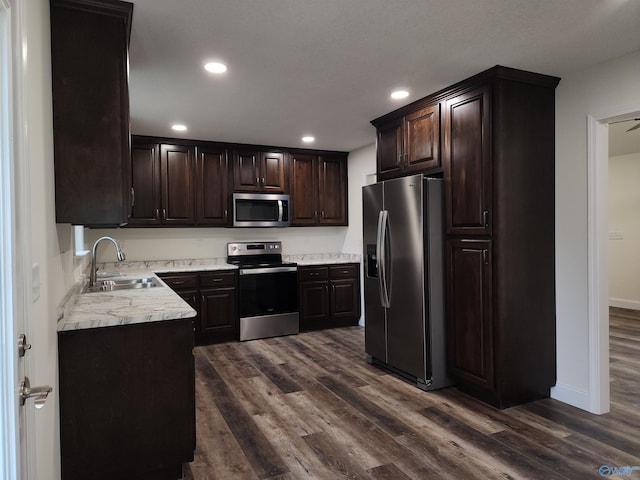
[89,236,126,286]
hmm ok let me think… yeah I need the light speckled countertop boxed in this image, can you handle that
[58,254,360,332]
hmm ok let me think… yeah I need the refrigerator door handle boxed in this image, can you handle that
[377,210,390,308]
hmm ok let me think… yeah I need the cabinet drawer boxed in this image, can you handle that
[159,274,198,289]
[299,266,328,282]
[329,264,359,279]
[199,271,236,288]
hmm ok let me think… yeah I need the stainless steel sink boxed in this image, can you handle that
[81,277,163,294]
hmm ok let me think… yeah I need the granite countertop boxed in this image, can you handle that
[284,253,360,265]
[58,254,361,332]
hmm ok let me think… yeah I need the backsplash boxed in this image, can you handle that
[84,226,351,262]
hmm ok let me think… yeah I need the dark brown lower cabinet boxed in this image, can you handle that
[446,236,556,409]
[299,263,360,331]
[159,271,239,344]
[446,239,494,391]
[58,319,195,480]
[199,272,238,342]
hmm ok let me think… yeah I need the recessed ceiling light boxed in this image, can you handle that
[391,90,409,99]
[171,124,187,132]
[204,62,227,74]
[302,136,315,143]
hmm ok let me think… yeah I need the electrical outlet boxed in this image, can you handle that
[608,231,624,240]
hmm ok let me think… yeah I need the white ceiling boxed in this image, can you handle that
[128,0,640,152]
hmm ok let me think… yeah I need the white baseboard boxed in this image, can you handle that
[551,383,593,413]
[609,298,640,311]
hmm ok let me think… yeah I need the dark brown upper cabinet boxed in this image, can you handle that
[129,142,161,225]
[128,137,347,228]
[195,144,229,226]
[442,86,492,236]
[232,150,287,193]
[50,0,133,226]
[129,139,195,225]
[372,103,440,181]
[290,153,348,226]
[161,144,196,224]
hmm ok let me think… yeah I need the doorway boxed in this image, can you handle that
[606,116,640,414]
[587,106,640,414]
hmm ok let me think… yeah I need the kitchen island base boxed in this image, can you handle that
[58,318,195,480]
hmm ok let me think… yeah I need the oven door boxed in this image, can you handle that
[238,266,298,341]
[238,266,298,318]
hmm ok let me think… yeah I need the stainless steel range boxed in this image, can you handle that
[227,241,298,341]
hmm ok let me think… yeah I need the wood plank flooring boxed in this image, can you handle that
[184,309,640,479]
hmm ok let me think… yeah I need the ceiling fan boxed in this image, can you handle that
[611,118,640,132]
[627,120,640,132]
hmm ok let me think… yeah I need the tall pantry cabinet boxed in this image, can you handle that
[443,67,559,408]
[371,66,560,408]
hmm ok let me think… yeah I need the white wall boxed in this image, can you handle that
[554,49,640,410]
[608,152,640,310]
[85,226,349,262]
[342,143,377,256]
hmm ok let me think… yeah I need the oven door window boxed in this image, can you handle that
[239,270,298,318]
[235,199,279,222]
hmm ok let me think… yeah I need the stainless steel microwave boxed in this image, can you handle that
[232,193,291,227]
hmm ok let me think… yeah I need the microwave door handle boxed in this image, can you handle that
[277,200,283,222]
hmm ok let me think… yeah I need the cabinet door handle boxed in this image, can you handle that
[212,278,223,282]
[482,210,489,228]
[224,209,228,221]
[155,208,160,220]
[131,187,135,207]
[162,208,167,220]
[321,210,325,219]
[482,249,489,265]
[173,280,185,285]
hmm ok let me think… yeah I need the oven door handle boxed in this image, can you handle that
[240,266,298,275]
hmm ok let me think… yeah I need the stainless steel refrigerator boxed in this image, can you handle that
[362,175,452,391]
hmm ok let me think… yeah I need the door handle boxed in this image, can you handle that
[377,210,390,308]
[19,377,52,409]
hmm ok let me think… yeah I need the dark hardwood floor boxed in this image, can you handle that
[184,309,640,479]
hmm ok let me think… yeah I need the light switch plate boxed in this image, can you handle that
[32,263,41,302]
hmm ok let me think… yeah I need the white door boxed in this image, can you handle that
[0,0,42,477]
